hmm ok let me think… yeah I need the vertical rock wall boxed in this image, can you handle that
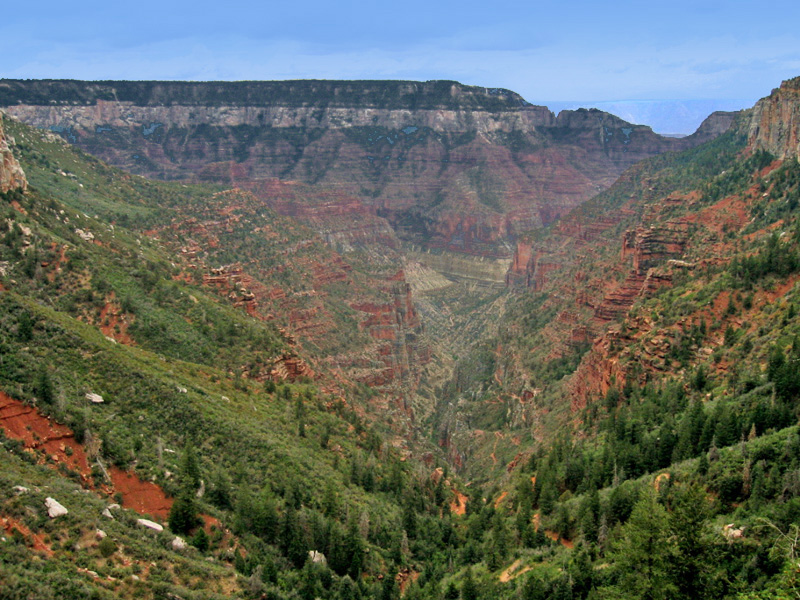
[748,77,800,159]
[0,114,27,193]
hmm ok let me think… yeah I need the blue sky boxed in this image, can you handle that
[3,1,800,132]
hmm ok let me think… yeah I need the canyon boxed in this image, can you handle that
[0,79,741,465]
[0,80,734,272]
[3,74,800,598]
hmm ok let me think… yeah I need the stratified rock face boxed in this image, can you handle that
[748,77,800,158]
[0,114,27,193]
[0,80,729,258]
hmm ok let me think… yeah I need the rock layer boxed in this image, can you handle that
[748,76,800,158]
[0,80,732,261]
[0,113,27,193]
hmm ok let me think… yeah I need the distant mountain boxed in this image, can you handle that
[544,98,753,135]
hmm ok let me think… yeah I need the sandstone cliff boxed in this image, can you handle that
[748,76,800,158]
[0,113,27,193]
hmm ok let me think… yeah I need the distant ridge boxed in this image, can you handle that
[0,79,535,112]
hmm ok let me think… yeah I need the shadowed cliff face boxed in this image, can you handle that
[0,80,733,261]
[0,113,27,193]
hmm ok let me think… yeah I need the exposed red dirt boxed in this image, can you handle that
[0,390,91,481]
[107,466,172,519]
[450,490,468,515]
[396,567,420,594]
[97,296,135,346]
[0,391,173,521]
[1,515,53,555]
[654,472,671,492]
[544,529,575,549]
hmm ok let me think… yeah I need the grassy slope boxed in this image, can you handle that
[0,115,461,599]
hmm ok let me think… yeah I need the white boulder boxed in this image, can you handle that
[45,497,68,518]
[172,536,187,551]
[136,518,163,532]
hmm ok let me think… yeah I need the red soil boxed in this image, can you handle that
[0,391,91,481]
[450,490,468,516]
[0,391,173,520]
[1,515,53,555]
[107,466,171,519]
[97,297,135,345]
[544,529,575,549]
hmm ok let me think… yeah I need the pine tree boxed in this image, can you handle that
[207,466,232,510]
[580,488,600,544]
[252,490,279,543]
[344,515,365,578]
[192,527,210,552]
[521,575,546,600]
[750,462,767,508]
[168,490,200,534]
[380,572,399,600]
[443,581,460,600]
[568,545,594,599]
[179,443,201,491]
[280,504,307,567]
[17,311,33,342]
[486,512,508,570]
[669,484,711,599]
[609,489,675,600]
[34,365,55,405]
[233,486,254,534]
[461,567,478,600]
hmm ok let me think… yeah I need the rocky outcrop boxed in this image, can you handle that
[748,77,800,158]
[406,249,512,286]
[0,114,27,193]
[506,241,564,290]
[270,353,315,382]
[691,111,740,142]
[334,271,430,389]
[621,220,690,275]
[0,79,730,261]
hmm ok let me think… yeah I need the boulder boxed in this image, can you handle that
[172,536,187,551]
[45,497,68,518]
[136,518,163,532]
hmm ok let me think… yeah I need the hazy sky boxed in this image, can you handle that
[3,1,800,131]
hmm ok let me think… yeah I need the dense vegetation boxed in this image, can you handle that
[430,111,800,597]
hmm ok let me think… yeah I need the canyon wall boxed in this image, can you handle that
[748,76,800,159]
[0,113,27,193]
[0,80,732,270]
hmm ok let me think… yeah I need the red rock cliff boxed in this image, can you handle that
[748,77,800,158]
